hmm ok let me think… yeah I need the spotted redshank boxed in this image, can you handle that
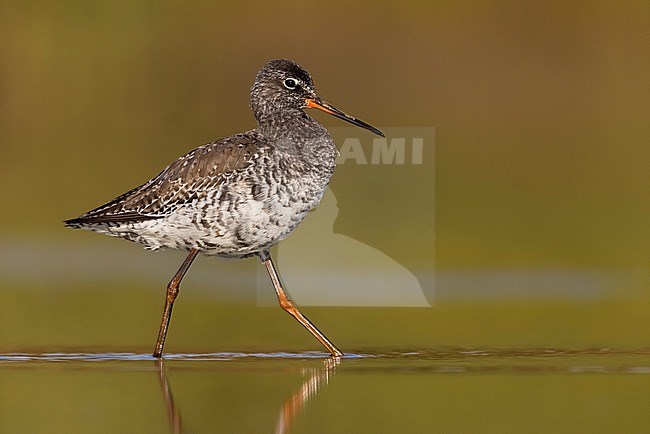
[65,59,384,358]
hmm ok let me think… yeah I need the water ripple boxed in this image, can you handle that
[0,347,648,369]
[0,351,339,362]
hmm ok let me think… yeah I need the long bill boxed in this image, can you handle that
[305,98,384,137]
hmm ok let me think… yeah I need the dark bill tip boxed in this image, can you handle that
[305,98,384,137]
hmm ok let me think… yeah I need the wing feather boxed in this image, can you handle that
[65,131,265,227]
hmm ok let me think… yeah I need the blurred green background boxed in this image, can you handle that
[1,2,649,433]
[0,0,648,350]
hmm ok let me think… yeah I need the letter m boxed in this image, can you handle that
[371,138,405,164]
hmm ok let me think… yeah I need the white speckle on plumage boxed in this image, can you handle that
[64,59,383,357]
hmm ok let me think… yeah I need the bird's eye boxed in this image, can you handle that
[283,78,298,90]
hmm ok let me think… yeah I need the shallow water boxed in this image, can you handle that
[2,266,649,432]
[1,348,648,433]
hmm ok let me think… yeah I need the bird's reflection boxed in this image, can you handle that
[156,359,183,434]
[155,355,340,434]
[275,356,340,434]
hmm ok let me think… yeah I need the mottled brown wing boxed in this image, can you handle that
[65,131,265,226]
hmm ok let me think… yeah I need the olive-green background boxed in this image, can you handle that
[0,1,648,433]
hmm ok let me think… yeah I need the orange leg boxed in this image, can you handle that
[261,251,344,357]
[153,248,200,358]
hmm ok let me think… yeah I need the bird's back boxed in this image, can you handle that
[66,129,337,257]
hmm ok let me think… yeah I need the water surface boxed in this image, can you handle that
[1,348,648,433]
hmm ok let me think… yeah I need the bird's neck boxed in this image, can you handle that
[253,110,338,172]
[255,108,331,143]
